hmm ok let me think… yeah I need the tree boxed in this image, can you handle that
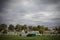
[22,24,27,30]
[45,27,49,31]
[37,25,41,29]
[53,26,60,34]
[22,24,27,33]
[15,24,22,32]
[57,26,60,34]
[8,24,15,31]
[2,29,7,34]
[32,26,38,31]
[0,24,7,34]
[0,24,7,30]
[37,25,45,34]
[39,28,45,34]
[28,26,33,31]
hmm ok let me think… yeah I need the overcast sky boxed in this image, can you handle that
[0,0,60,27]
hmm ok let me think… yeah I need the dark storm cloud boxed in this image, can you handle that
[0,0,10,13]
[0,0,60,27]
[0,0,11,24]
[43,0,60,12]
[0,15,3,23]
[34,0,60,4]
[34,0,60,11]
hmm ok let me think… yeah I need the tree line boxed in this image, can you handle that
[0,24,60,34]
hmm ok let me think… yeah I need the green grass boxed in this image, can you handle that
[0,35,60,40]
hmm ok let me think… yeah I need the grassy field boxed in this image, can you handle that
[0,35,60,40]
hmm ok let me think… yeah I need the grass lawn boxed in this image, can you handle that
[0,35,60,40]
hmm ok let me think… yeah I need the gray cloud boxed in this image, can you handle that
[0,0,60,27]
[0,0,11,13]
